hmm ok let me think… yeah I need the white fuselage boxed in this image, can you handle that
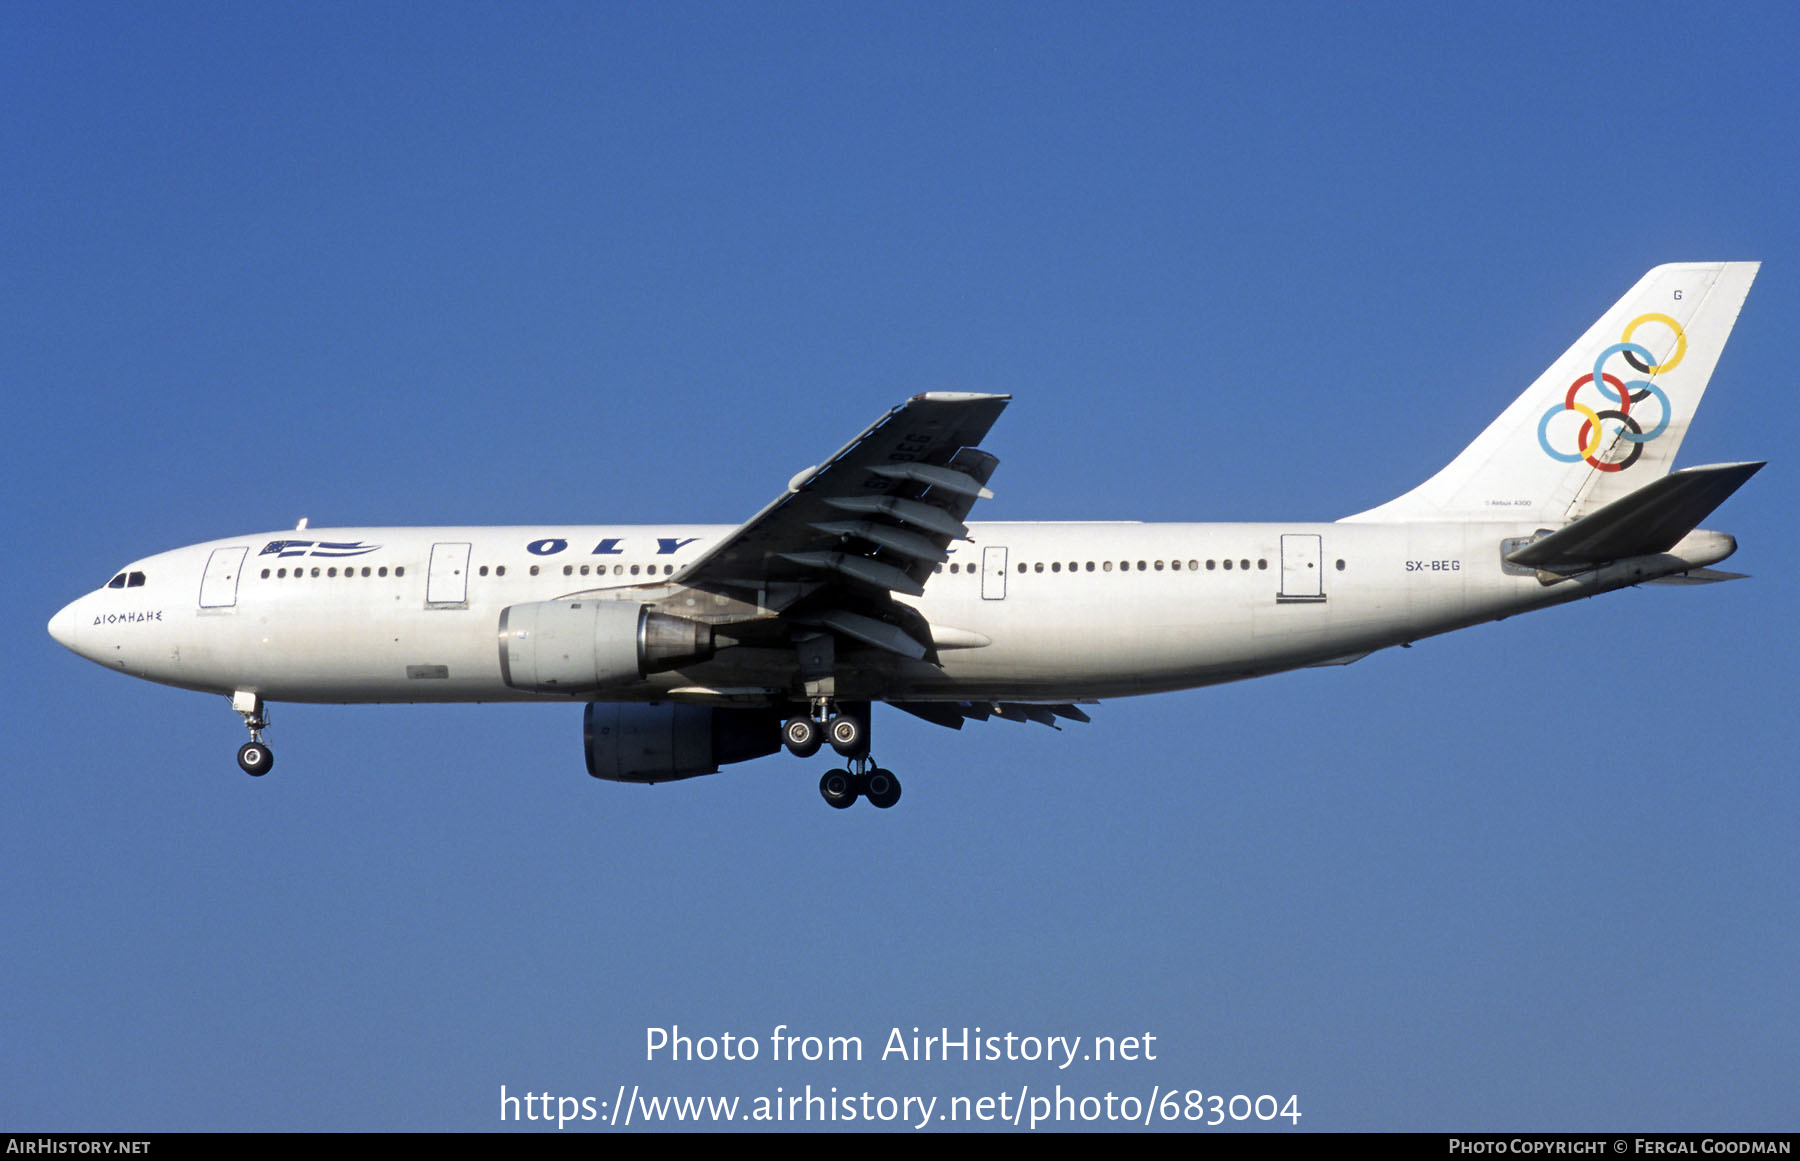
[48,519,1731,707]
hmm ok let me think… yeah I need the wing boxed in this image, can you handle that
[891,701,1095,730]
[674,392,1010,661]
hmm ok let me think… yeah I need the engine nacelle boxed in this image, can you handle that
[497,600,714,693]
[584,702,780,783]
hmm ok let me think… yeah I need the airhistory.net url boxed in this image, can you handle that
[499,1084,1302,1129]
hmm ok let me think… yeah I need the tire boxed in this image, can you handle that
[237,741,273,777]
[819,769,858,809]
[827,713,865,758]
[783,717,822,758]
[864,768,901,809]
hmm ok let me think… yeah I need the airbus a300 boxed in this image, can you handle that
[49,263,1763,809]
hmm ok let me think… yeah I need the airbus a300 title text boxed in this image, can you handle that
[645,1026,1157,1070]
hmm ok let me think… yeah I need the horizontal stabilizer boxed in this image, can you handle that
[1504,461,1763,570]
[1642,567,1749,586]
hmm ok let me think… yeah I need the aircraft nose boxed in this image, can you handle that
[48,599,80,652]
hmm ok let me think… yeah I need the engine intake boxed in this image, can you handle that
[584,702,780,782]
[497,600,714,693]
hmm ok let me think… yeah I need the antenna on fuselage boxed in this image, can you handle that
[295,517,308,530]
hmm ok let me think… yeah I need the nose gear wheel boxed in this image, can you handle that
[231,692,274,777]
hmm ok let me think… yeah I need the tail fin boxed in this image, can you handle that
[1343,262,1759,524]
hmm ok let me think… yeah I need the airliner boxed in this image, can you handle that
[48,262,1762,809]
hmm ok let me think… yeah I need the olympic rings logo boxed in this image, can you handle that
[1536,313,1687,472]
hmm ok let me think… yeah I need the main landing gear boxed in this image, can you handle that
[782,699,902,810]
[780,710,864,760]
[232,691,273,776]
[819,765,902,810]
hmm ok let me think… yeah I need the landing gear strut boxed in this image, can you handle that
[232,691,273,776]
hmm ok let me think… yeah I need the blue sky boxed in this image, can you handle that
[5,2,1796,1132]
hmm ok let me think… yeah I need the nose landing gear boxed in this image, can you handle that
[237,741,273,776]
[232,691,273,776]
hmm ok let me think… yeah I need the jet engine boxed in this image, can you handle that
[584,702,780,782]
[497,600,714,693]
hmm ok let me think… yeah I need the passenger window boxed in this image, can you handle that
[1017,563,1026,573]
[1154,560,1164,571]
[1085,562,1094,572]
[529,565,539,576]
[1051,562,1061,573]
[1034,562,1043,573]
[378,566,388,577]
[395,567,404,577]
[1189,559,1199,571]
[496,566,506,577]
[1258,559,1268,570]
[1223,559,1233,570]
[1103,561,1112,572]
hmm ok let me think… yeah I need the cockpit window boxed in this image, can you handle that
[107,573,127,589]
[127,572,146,587]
